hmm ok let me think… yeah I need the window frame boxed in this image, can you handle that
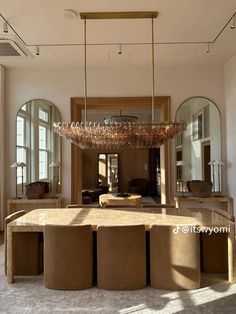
[16,107,30,185]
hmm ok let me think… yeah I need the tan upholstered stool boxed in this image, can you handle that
[150,225,200,290]
[5,210,40,276]
[97,225,146,290]
[201,232,228,273]
[44,224,93,290]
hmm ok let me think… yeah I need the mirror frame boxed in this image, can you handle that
[15,98,62,194]
[175,96,222,193]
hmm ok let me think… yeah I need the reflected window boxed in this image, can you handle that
[39,107,49,122]
[16,108,29,184]
[16,100,61,192]
[98,153,119,193]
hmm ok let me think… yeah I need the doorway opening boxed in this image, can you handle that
[149,148,161,200]
[202,141,211,182]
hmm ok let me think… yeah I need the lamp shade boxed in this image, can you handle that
[49,161,60,167]
[208,160,215,166]
[10,162,20,168]
[10,162,26,168]
[214,160,224,166]
[18,162,26,167]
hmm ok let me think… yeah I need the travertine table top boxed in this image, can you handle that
[8,207,234,232]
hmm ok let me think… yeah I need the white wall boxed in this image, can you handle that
[224,54,236,213]
[5,65,225,204]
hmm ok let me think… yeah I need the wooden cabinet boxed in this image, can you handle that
[174,196,234,221]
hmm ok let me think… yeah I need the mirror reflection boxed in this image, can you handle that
[98,153,119,193]
[16,99,61,196]
[176,97,222,193]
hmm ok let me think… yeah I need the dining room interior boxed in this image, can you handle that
[1,1,236,313]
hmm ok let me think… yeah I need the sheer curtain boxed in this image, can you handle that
[0,66,5,230]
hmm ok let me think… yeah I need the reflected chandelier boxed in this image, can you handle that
[53,11,184,149]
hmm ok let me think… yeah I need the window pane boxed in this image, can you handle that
[16,116,25,146]
[39,150,48,179]
[21,104,27,111]
[39,108,49,122]
[16,147,27,184]
[39,125,47,149]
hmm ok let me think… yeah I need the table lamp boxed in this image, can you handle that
[10,162,26,198]
[49,162,60,198]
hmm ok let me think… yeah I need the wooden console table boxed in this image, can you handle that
[7,198,64,215]
[174,196,234,220]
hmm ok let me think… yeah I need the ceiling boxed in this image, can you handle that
[0,0,236,68]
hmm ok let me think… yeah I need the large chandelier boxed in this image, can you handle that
[53,11,184,149]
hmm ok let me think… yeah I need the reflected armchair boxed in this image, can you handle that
[129,178,149,196]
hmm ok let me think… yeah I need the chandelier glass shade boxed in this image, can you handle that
[54,11,184,149]
[53,121,184,149]
[104,115,138,124]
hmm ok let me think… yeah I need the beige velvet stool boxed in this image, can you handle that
[150,225,200,290]
[44,224,93,290]
[97,225,146,290]
[201,232,228,273]
[5,210,40,276]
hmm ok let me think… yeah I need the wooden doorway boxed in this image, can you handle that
[70,96,171,204]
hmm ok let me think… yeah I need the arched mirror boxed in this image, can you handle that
[16,99,61,197]
[176,97,222,193]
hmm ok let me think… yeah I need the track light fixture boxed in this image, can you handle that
[231,14,235,29]
[3,21,8,33]
[118,44,122,55]
[36,46,40,56]
[206,43,210,53]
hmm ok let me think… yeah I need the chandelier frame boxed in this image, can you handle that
[54,12,184,149]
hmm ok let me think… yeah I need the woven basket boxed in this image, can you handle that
[26,182,49,199]
[189,181,212,198]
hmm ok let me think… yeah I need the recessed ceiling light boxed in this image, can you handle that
[63,9,78,19]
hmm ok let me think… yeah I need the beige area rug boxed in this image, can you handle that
[0,245,236,314]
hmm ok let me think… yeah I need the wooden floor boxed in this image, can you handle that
[0,232,4,246]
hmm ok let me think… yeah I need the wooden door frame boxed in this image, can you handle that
[70,96,171,204]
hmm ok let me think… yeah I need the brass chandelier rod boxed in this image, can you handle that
[81,11,158,123]
[53,12,191,149]
[84,18,87,123]
[151,17,155,123]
